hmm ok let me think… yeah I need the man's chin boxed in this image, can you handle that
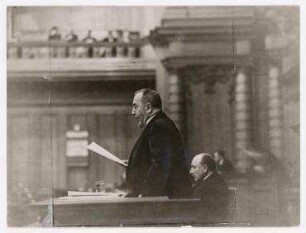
[193,176,201,182]
[137,122,145,128]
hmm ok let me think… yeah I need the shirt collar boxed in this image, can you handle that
[192,171,214,188]
[145,111,160,126]
[203,171,214,181]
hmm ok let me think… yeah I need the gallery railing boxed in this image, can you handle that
[7,40,147,59]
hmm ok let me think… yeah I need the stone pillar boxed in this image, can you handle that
[268,65,283,158]
[168,69,184,132]
[234,67,253,152]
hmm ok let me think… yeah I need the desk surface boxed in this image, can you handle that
[31,196,203,226]
[33,195,199,205]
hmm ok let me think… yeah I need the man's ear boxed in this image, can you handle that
[203,164,208,172]
[146,103,152,113]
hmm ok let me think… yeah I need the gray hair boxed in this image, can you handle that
[135,88,162,109]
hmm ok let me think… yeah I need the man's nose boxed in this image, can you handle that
[131,108,135,115]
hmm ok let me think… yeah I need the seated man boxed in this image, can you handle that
[190,153,230,223]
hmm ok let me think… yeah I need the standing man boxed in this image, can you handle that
[126,88,191,198]
[190,153,230,222]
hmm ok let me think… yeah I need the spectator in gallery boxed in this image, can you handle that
[115,30,129,57]
[213,149,236,177]
[65,30,78,42]
[82,30,97,58]
[116,30,124,42]
[128,31,141,57]
[64,30,78,57]
[122,30,130,43]
[48,26,61,40]
[102,30,118,43]
[82,30,97,43]
[48,26,62,58]
[128,31,140,41]
[102,30,118,57]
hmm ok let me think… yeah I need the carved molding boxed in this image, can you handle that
[162,56,254,70]
[181,65,233,94]
[7,58,156,81]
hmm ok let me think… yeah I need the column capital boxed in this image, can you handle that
[167,66,180,75]
[233,65,253,76]
[181,65,233,94]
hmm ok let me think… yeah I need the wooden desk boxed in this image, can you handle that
[31,196,203,226]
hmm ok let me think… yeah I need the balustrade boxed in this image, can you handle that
[7,40,146,59]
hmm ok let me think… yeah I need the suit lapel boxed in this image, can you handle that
[128,111,166,166]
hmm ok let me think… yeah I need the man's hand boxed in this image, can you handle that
[122,160,128,166]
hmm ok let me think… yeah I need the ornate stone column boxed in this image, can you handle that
[268,65,283,158]
[167,69,184,132]
[234,67,253,152]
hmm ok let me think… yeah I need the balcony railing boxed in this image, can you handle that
[7,40,148,59]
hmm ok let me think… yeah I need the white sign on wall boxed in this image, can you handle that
[66,124,89,157]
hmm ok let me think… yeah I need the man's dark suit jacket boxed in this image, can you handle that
[126,111,191,198]
[193,172,230,222]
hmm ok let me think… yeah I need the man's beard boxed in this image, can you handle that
[137,120,145,128]
[137,116,146,128]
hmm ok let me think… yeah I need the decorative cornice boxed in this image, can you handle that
[7,58,156,81]
[7,70,155,81]
[162,56,254,69]
[150,25,258,46]
[149,12,273,46]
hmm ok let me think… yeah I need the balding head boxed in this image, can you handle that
[190,153,216,182]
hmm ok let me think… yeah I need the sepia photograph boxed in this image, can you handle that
[2,0,304,231]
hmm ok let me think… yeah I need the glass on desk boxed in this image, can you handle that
[95,181,106,192]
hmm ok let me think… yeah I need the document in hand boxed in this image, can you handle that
[87,142,127,167]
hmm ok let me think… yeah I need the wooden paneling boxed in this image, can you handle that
[126,113,140,153]
[41,115,58,191]
[86,114,99,189]
[66,114,87,191]
[7,58,156,75]
[7,81,154,106]
[98,114,116,185]
[67,167,88,191]
[7,105,141,196]
[57,114,67,189]
[9,115,29,189]
[28,114,43,192]
[114,112,127,185]
[7,113,56,195]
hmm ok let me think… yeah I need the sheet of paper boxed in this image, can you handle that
[67,190,126,197]
[87,142,127,167]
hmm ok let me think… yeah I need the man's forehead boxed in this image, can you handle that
[192,155,203,165]
[133,92,143,103]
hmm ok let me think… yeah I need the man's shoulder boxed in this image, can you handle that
[149,112,173,128]
[204,173,228,188]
